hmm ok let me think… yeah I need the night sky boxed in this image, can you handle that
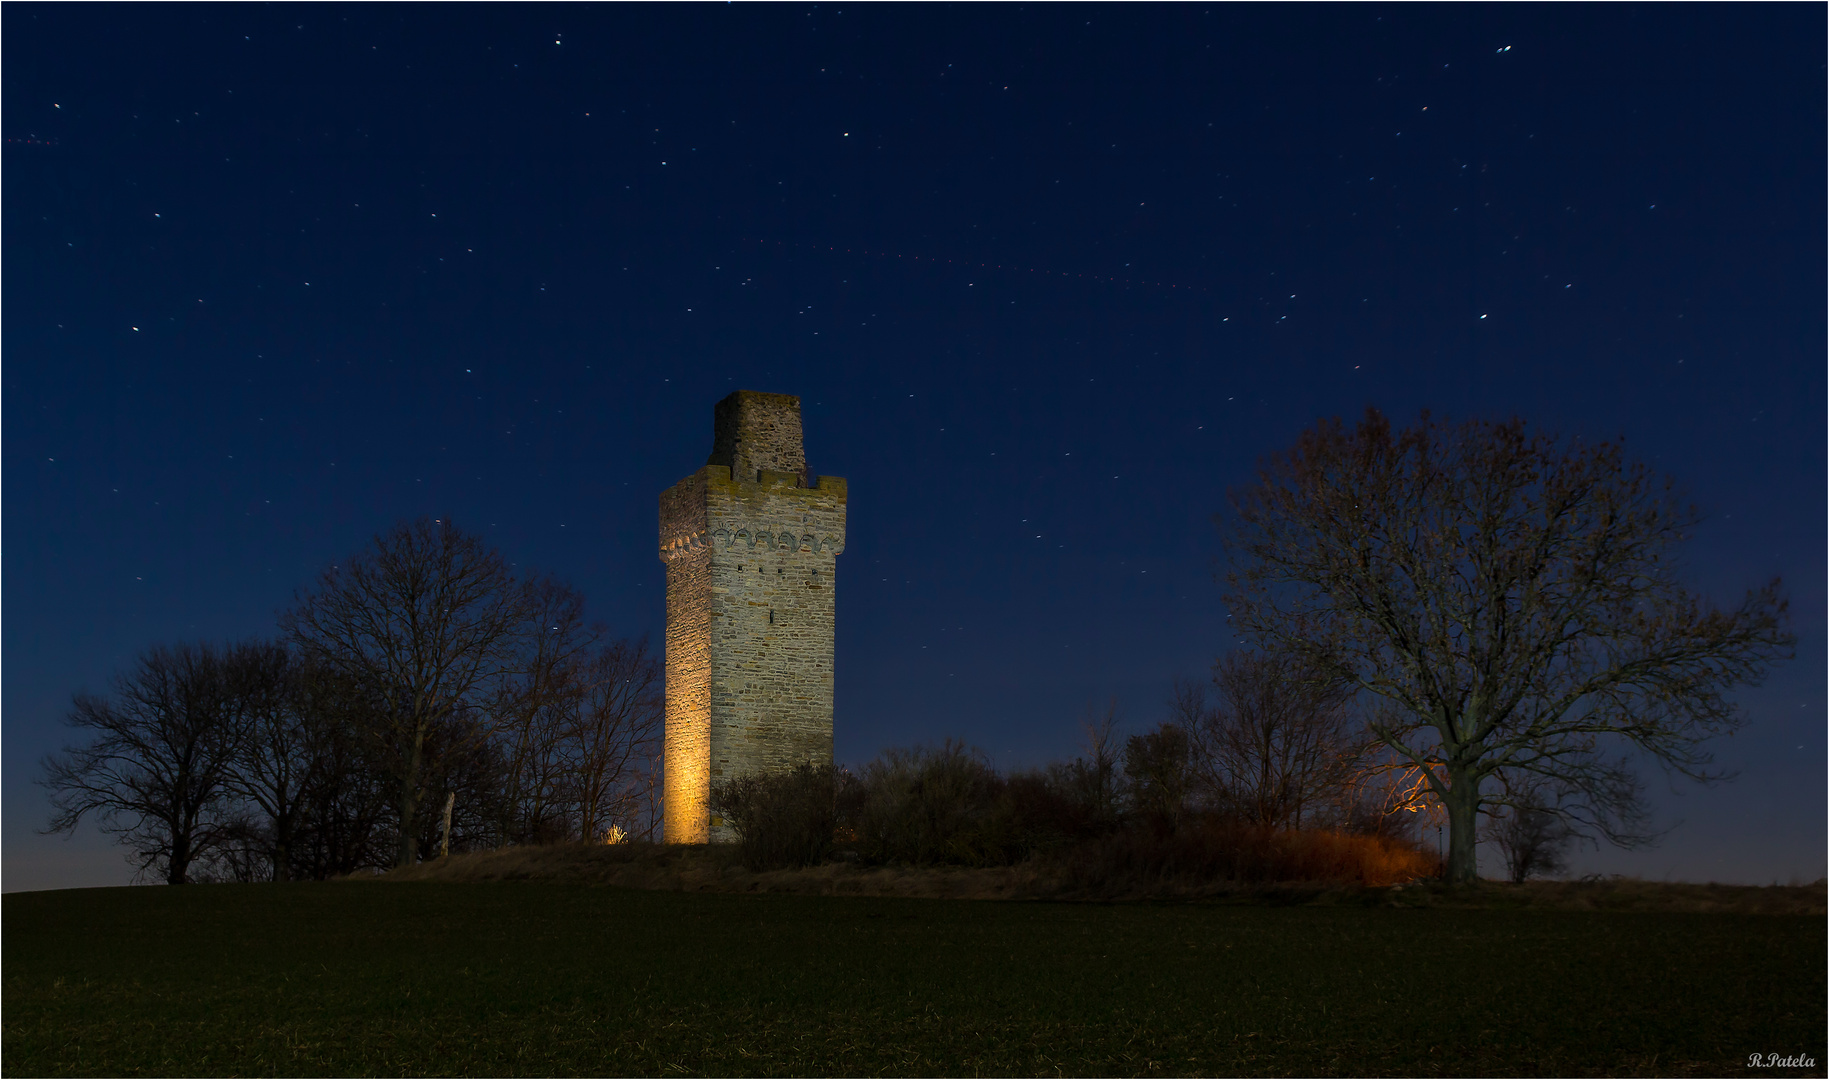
[6,5,1823,890]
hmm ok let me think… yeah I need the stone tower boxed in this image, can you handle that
[658,390,847,843]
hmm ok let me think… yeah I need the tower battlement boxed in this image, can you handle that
[660,392,847,844]
[706,389,808,483]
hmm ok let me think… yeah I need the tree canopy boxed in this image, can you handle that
[1220,409,1793,884]
[40,643,252,884]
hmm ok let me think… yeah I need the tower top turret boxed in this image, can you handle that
[707,390,805,482]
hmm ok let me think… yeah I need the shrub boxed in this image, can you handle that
[844,743,1117,867]
[998,769,1106,853]
[1043,757,1121,831]
[853,742,1004,865]
[712,742,1438,890]
[709,762,840,870]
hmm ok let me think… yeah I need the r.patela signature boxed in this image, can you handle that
[1748,1054,1816,1068]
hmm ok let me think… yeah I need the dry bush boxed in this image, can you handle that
[1055,816,1438,894]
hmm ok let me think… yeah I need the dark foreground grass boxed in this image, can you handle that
[5,883,1823,1077]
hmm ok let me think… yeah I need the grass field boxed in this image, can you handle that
[5,881,1824,1077]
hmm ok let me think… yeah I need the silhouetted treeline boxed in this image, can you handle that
[45,520,1438,889]
[40,520,663,884]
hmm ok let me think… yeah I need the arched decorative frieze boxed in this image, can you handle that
[658,529,709,561]
[697,521,846,557]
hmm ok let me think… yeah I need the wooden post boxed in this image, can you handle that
[439,791,456,859]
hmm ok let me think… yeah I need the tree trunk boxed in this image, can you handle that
[439,791,456,858]
[395,729,424,868]
[1444,764,1481,886]
[395,785,419,868]
[168,828,192,885]
[272,813,293,883]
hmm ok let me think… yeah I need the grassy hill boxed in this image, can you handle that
[379,841,1828,913]
[5,872,1823,1076]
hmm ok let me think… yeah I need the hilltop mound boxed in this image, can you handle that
[376,842,1826,913]
[380,842,1062,900]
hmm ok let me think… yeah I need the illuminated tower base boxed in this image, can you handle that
[657,391,847,843]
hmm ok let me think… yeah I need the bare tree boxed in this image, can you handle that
[1049,699,1123,824]
[281,518,531,868]
[1221,409,1793,884]
[1180,650,1370,829]
[1122,722,1195,830]
[39,643,251,884]
[412,721,510,858]
[289,686,394,879]
[494,577,598,845]
[1483,779,1576,884]
[569,637,664,843]
[223,641,318,881]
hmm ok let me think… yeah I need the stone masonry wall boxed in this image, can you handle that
[707,390,807,482]
[659,472,712,845]
[660,392,845,844]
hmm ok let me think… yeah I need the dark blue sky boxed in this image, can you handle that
[6,4,1822,889]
